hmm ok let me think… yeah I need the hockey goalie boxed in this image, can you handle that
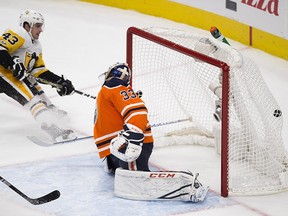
[93,62,209,202]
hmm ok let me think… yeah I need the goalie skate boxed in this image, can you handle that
[190,173,209,202]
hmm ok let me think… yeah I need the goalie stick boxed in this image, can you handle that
[0,176,60,205]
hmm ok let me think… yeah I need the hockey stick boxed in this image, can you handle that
[74,89,96,99]
[35,76,145,100]
[27,135,94,147]
[0,176,60,205]
[28,117,192,147]
[150,117,191,127]
[34,76,96,99]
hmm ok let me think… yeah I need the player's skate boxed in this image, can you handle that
[47,104,69,122]
[41,123,77,142]
[189,173,209,202]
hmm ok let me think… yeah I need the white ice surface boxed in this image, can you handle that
[0,0,288,216]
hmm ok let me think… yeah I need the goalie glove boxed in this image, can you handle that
[11,56,27,81]
[110,124,144,162]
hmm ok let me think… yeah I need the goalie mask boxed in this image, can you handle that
[103,63,131,85]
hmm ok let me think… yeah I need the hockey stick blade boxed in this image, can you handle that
[27,135,93,147]
[0,176,60,205]
[27,190,60,205]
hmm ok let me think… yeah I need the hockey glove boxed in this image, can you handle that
[110,124,144,162]
[11,56,27,81]
[56,75,75,96]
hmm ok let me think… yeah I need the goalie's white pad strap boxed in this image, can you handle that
[114,168,208,202]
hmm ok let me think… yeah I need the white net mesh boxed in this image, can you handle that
[128,27,288,195]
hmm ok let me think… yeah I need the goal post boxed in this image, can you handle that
[126,26,288,197]
[126,26,230,196]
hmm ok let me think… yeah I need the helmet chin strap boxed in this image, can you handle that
[28,29,34,40]
[27,23,38,41]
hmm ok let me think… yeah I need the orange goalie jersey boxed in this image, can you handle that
[94,79,154,158]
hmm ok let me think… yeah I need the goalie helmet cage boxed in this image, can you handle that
[126,26,288,197]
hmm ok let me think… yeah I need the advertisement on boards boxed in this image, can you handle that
[171,0,288,39]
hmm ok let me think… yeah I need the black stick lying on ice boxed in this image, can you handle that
[0,176,60,205]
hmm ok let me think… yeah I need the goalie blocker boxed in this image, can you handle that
[114,168,209,202]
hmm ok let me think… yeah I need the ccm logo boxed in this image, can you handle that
[149,173,176,178]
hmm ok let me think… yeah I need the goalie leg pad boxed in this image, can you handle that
[114,168,209,202]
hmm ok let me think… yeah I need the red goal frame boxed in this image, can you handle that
[126,26,230,197]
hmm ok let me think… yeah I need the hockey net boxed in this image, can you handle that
[126,26,288,196]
